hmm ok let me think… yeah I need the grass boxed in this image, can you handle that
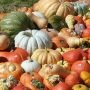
[0,0,38,12]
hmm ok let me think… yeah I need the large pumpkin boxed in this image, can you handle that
[0,62,24,80]
[31,48,62,65]
[14,29,52,54]
[0,11,36,38]
[33,1,74,18]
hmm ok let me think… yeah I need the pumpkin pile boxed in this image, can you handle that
[0,0,90,90]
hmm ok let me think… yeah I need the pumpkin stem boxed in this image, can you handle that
[31,79,45,89]
[45,47,49,53]
[24,32,32,37]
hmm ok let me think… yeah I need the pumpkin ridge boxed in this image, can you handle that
[45,2,61,18]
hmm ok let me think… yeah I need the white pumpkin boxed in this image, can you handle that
[21,59,41,73]
[14,29,52,54]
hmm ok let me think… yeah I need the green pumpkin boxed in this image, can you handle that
[48,15,67,31]
[72,2,88,16]
[0,11,36,38]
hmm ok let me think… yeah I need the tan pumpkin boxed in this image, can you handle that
[0,62,24,80]
[39,64,70,78]
[33,1,74,18]
[0,33,10,50]
[31,48,62,65]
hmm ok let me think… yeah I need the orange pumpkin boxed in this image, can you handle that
[0,62,24,80]
[20,72,48,90]
[0,48,29,64]
[43,74,63,90]
[52,36,69,49]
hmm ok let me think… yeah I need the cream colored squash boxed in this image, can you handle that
[14,29,52,54]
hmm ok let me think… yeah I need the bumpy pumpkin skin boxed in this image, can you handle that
[33,1,74,18]
[0,62,24,80]
[14,29,52,54]
[31,48,62,65]
[39,64,70,78]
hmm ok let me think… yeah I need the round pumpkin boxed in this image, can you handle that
[14,29,52,54]
[31,48,62,65]
[33,1,74,18]
[0,62,24,80]
[21,59,41,73]
[0,11,36,38]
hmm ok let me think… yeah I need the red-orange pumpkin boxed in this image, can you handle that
[0,48,29,64]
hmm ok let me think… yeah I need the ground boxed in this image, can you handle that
[0,0,38,12]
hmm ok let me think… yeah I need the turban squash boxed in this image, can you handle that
[33,1,74,18]
[0,62,24,80]
[14,29,52,54]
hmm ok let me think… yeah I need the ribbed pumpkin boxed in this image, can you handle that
[31,48,62,65]
[33,1,74,18]
[72,2,88,16]
[14,29,52,54]
[0,11,36,38]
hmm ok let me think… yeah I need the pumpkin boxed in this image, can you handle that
[21,59,41,73]
[52,36,69,49]
[52,82,71,90]
[65,72,80,87]
[20,72,47,90]
[62,49,83,64]
[82,28,90,38]
[71,60,90,74]
[14,29,52,54]
[12,83,29,90]
[0,33,10,50]
[39,64,70,78]
[0,48,29,64]
[0,11,36,38]
[31,48,62,65]
[0,62,24,80]
[43,74,63,90]
[72,2,88,16]
[33,1,74,18]
[80,71,90,86]
[48,15,67,30]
